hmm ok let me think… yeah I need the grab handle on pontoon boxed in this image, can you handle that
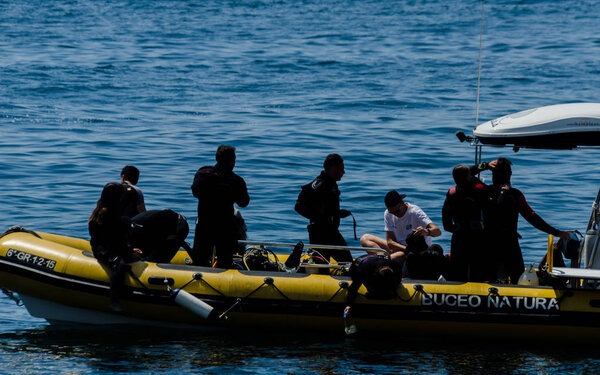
[547,234,554,272]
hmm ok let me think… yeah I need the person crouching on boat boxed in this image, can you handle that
[129,209,190,263]
[359,190,441,264]
[191,145,250,269]
[473,158,570,284]
[343,254,402,319]
[88,182,143,312]
[442,165,489,282]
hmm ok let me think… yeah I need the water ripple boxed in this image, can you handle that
[2,0,600,372]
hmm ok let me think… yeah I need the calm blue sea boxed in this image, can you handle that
[2,0,600,373]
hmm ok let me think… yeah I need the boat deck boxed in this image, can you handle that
[550,267,600,280]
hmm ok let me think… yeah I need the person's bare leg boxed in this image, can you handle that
[391,251,405,264]
[360,234,389,251]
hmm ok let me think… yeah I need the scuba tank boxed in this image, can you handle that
[173,289,215,319]
[518,264,540,286]
[581,229,598,268]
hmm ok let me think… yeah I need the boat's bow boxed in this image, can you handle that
[472,103,600,148]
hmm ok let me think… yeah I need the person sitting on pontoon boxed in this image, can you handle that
[88,182,143,312]
[360,190,441,263]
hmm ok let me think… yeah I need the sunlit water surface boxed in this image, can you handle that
[2,0,600,373]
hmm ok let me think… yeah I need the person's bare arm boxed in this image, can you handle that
[413,223,441,238]
[386,231,407,253]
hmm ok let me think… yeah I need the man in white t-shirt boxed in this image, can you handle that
[360,190,441,262]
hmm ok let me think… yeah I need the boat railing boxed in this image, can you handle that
[239,240,388,255]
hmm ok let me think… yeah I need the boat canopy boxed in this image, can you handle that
[472,103,600,149]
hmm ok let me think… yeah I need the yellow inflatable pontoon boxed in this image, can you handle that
[3,226,600,342]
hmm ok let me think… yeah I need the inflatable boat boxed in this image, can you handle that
[4,102,600,341]
[3,226,600,342]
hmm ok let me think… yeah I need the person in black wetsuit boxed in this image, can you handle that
[88,182,142,312]
[343,255,402,316]
[295,153,353,263]
[191,145,250,268]
[130,209,190,263]
[120,165,146,217]
[442,165,489,281]
[473,158,570,283]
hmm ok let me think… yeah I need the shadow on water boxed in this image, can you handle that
[1,324,600,374]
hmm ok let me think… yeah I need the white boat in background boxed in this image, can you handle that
[472,103,600,149]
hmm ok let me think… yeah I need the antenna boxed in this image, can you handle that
[474,0,485,165]
[475,0,484,131]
